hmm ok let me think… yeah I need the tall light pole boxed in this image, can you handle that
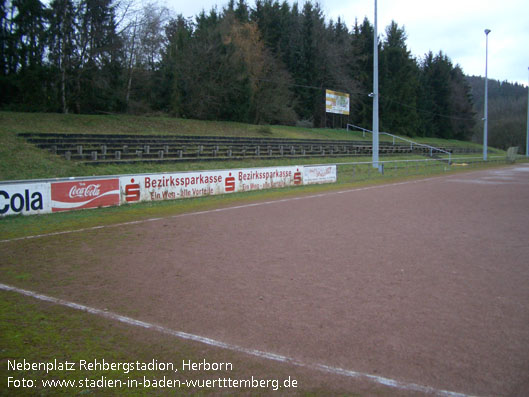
[526,67,529,157]
[372,0,379,168]
[483,29,491,161]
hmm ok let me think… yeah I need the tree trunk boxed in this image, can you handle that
[125,20,137,109]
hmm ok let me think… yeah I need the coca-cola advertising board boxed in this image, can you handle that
[0,182,51,216]
[51,179,120,212]
[120,166,303,204]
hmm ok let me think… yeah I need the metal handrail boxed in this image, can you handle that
[346,124,452,164]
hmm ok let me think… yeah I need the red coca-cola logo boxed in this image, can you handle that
[51,179,119,212]
[69,184,101,198]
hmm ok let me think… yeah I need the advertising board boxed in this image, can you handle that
[51,179,120,212]
[120,167,303,204]
[325,89,350,115]
[303,165,337,184]
[0,182,51,216]
[1,164,337,217]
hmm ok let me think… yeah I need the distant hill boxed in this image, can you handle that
[467,76,527,152]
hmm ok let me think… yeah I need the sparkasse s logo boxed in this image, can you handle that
[294,169,302,185]
[225,173,235,192]
[125,178,141,202]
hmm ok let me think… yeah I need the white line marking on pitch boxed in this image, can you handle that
[0,282,472,397]
[0,176,446,244]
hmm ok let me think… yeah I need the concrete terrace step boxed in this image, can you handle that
[19,132,378,147]
[18,132,478,164]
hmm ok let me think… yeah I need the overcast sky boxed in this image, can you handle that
[163,0,529,86]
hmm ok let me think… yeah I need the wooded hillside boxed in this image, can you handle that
[467,76,528,152]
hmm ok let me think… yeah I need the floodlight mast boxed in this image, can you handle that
[526,67,529,157]
[372,0,379,168]
[483,29,491,161]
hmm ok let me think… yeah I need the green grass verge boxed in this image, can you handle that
[1,291,194,395]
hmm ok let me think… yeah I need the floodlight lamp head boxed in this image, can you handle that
[484,29,491,35]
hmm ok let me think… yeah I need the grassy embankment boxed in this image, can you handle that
[0,110,490,181]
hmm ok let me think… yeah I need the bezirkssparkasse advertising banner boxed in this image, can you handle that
[119,166,303,204]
